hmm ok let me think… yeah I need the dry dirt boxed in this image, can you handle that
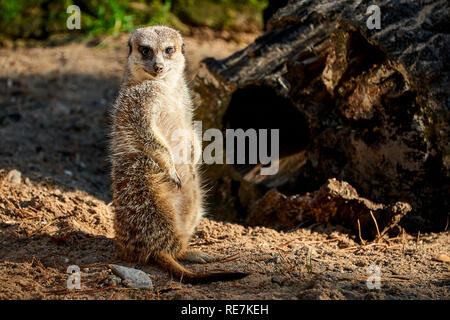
[0,31,448,300]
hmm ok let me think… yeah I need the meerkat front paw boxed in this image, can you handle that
[180,250,216,264]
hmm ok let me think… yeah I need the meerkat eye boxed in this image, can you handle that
[165,46,175,55]
[139,46,151,57]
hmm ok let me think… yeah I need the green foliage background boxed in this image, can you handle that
[0,0,268,41]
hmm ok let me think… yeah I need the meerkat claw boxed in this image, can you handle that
[171,170,182,189]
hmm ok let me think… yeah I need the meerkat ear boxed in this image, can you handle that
[181,42,186,55]
[128,38,132,56]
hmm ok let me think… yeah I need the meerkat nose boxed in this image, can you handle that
[153,63,164,74]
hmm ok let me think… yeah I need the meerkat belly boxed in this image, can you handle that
[155,109,202,239]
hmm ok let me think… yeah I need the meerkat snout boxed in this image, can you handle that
[153,62,164,74]
[125,26,186,84]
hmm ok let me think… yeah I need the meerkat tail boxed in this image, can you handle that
[154,253,196,279]
[154,253,250,284]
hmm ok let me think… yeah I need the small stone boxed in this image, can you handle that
[434,253,450,263]
[64,170,73,177]
[7,169,21,185]
[110,265,153,289]
[271,276,282,285]
[266,255,281,264]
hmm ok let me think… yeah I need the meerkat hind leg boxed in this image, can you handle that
[180,250,216,264]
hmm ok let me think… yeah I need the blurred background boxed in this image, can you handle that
[0,0,272,44]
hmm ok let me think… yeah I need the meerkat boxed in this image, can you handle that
[109,26,248,283]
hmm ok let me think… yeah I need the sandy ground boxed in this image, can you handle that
[0,31,448,300]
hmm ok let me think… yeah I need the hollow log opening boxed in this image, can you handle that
[222,85,309,175]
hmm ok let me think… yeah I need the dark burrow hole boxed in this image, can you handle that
[222,85,310,175]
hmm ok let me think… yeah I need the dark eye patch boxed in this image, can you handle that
[165,46,175,55]
[138,46,152,57]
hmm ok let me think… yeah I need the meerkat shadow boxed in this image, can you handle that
[0,72,124,266]
[0,72,120,202]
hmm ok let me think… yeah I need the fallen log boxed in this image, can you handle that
[192,0,449,232]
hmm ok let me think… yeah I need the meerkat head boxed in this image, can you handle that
[125,26,186,84]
